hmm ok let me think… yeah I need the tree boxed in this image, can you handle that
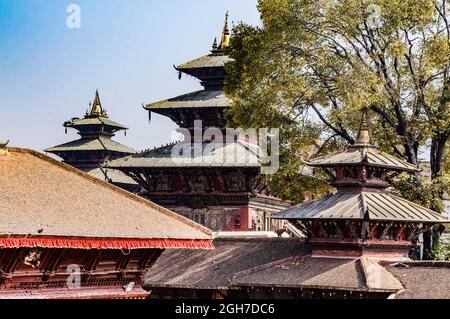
[225,0,450,209]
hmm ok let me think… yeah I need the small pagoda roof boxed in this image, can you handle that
[105,140,260,169]
[65,116,128,131]
[176,53,232,71]
[305,109,419,173]
[307,146,419,172]
[63,90,128,131]
[273,191,448,223]
[146,90,228,110]
[45,137,136,154]
[0,146,213,249]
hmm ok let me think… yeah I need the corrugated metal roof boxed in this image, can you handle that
[146,90,228,110]
[177,53,232,70]
[307,146,418,172]
[45,137,136,154]
[105,140,261,169]
[273,191,448,223]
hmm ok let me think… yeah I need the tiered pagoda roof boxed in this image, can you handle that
[107,13,260,171]
[46,90,135,156]
[273,109,448,260]
[145,12,232,124]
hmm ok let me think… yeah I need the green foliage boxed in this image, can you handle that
[431,239,450,261]
[225,0,450,205]
[391,174,450,213]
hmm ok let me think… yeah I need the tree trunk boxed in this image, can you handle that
[430,135,448,180]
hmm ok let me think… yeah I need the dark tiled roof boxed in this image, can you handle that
[144,238,310,289]
[146,90,228,110]
[387,262,450,299]
[45,137,136,154]
[177,53,232,70]
[273,191,448,223]
[65,116,128,130]
[105,141,260,169]
[233,256,403,292]
[0,147,212,244]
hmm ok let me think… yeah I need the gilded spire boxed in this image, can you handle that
[212,37,218,51]
[89,89,106,116]
[355,107,371,144]
[0,140,10,156]
[219,11,230,49]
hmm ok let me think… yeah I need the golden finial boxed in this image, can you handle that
[89,89,104,116]
[219,11,230,49]
[0,140,10,156]
[355,107,371,145]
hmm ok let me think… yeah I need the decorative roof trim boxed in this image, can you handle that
[0,236,214,250]
[7,147,213,238]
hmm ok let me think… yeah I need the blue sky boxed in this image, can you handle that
[0,0,261,152]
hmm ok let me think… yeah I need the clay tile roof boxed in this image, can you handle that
[144,238,309,289]
[0,147,212,250]
[387,262,450,299]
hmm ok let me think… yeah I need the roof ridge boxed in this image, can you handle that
[359,257,404,291]
[8,147,213,237]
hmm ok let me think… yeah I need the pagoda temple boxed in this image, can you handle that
[144,110,450,299]
[273,109,448,260]
[106,13,289,231]
[0,141,212,299]
[45,90,140,192]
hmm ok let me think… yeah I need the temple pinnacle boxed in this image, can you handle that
[355,107,371,145]
[89,89,104,116]
[219,11,230,49]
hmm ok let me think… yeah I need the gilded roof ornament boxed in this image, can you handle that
[88,89,107,117]
[219,11,230,49]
